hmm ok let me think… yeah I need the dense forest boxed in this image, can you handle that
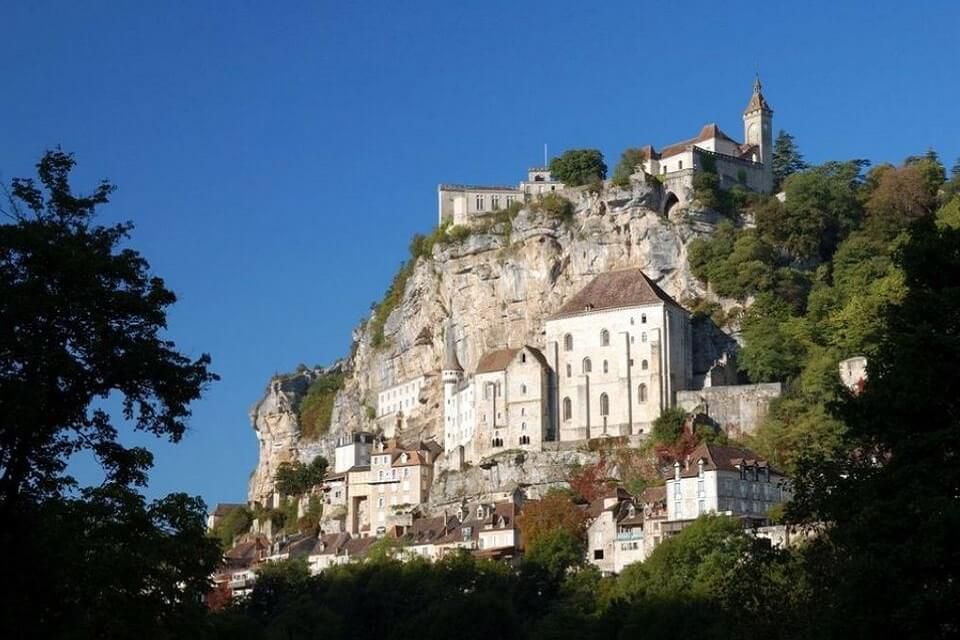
[1,147,958,639]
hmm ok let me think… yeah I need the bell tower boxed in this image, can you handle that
[743,75,774,192]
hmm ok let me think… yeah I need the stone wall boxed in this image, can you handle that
[676,382,782,438]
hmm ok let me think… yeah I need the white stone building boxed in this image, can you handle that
[545,268,692,441]
[585,486,667,575]
[638,77,774,214]
[442,327,550,463]
[664,443,790,528]
[377,376,426,418]
[437,168,564,226]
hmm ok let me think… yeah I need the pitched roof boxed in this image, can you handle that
[678,443,782,478]
[342,536,377,558]
[552,268,683,318]
[638,486,666,505]
[656,123,739,159]
[474,346,548,374]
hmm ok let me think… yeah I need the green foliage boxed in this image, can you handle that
[274,456,329,496]
[771,129,808,190]
[0,150,220,637]
[756,160,867,262]
[738,293,808,382]
[611,147,646,187]
[530,192,575,224]
[548,149,607,186]
[298,373,343,439]
[523,528,584,577]
[651,407,687,445]
[370,258,416,349]
[211,505,253,549]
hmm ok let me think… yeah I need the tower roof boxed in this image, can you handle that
[743,75,773,115]
[442,322,463,372]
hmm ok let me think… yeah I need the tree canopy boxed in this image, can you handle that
[771,129,808,190]
[548,149,607,187]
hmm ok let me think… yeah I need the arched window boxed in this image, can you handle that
[521,352,526,363]
[564,334,573,351]
[638,384,647,402]
[642,359,649,370]
[562,397,572,421]
[641,313,647,324]
[603,360,609,374]
[600,393,610,416]
[601,329,610,346]
[566,363,572,378]
[582,358,592,374]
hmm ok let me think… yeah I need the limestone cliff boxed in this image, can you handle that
[247,177,738,504]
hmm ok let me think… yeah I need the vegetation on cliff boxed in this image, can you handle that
[297,372,344,439]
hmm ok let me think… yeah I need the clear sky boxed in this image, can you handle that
[1,1,957,509]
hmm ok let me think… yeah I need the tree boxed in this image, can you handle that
[274,455,328,496]
[788,217,960,635]
[771,129,808,190]
[0,150,220,637]
[864,160,940,240]
[523,528,585,577]
[651,407,687,445]
[548,149,607,187]
[0,150,218,508]
[211,505,253,549]
[610,148,646,187]
[517,488,587,552]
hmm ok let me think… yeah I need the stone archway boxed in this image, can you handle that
[662,191,680,217]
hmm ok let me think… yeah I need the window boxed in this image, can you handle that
[698,499,706,514]
[475,194,485,210]
[506,194,515,206]
[599,393,609,416]
[603,360,608,373]
[520,435,530,445]
[679,160,683,170]
[520,407,525,416]
[582,358,592,374]
[641,360,649,371]
[593,549,604,560]
[641,332,647,343]
[562,397,572,421]
[641,313,647,323]
[521,384,527,395]
[521,352,526,363]
[601,329,610,346]
[674,483,681,498]
[491,194,500,210]
[566,363,572,378]
[563,334,573,351]
[377,497,384,508]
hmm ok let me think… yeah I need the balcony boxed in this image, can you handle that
[616,530,643,541]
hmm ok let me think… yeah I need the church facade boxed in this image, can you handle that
[440,268,691,464]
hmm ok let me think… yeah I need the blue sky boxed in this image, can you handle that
[1,1,957,508]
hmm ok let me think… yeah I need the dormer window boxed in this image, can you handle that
[477,506,485,519]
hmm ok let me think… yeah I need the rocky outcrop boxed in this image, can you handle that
[247,178,740,505]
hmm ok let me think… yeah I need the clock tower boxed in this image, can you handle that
[743,75,774,193]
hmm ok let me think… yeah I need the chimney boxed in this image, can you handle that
[673,461,681,481]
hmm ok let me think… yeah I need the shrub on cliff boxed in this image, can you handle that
[611,148,647,187]
[298,373,343,438]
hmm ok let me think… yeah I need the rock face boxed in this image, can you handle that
[247,179,740,505]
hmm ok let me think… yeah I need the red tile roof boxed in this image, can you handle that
[475,346,547,374]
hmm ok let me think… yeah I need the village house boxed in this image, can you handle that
[307,532,351,575]
[344,438,437,536]
[663,443,790,536]
[585,486,667,575]
[210,534,268,601]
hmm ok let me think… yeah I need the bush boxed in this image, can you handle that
[531,193,575,224]
[211,506,252,549]
[652,407,687,445]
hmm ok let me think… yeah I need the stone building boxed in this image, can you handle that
[343,439,437,536]
[663,443,790,533]
[639,77,774,214]
[585,486,667,575]
[544,268,692,440]
[437,168,564,226]
[442,328,550,464]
